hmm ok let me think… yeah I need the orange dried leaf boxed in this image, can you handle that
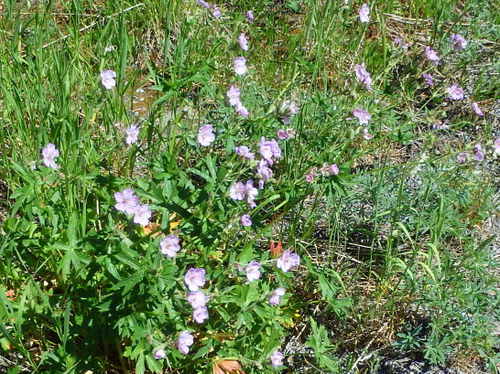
[270,240,283,258]
[213,360,245,374]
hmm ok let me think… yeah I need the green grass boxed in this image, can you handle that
[0,0,498,373]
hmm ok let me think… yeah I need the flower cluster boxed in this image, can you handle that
[114,188,151,226]
[227,85,249,117]
[185,268,209,325]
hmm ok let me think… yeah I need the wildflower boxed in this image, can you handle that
[305,172,315,183]
[269,287,286,306]
[245,180,258,207]
[235,103,249,118]
[277,129,289,140]
[229,182,247,200]
[422,73,434,87]
[153,348,166,360]
[456,152,468,164]
[393,37,409,49]
[233,57,248,75]
[321,163,339,176]
[100,69,116,89]
[494,138,500,155]
[352,108,371,125]
[246,10,254,22]
[270,351,284,367]
[125,124,139,145]
[196,0,210,8]
[424,46,440,64]
[104,45,115,53]
[238,33,249,51]
[354,64,372,90]
[41,143,60,169]
[447,84,464,100]
[227,85,241,106]
[471,102,483,117]
[256,159,273,185]
[184,268,206,291]
[259,137,281,164]
[133,204,152,226]
[198,124,215,146]
[358,3,370,23]
[212,6,222,18]
[235,145,255,160]
[240,214,252,227]
[187,290,209,309]
[177,331,194,355]
[450,33,467,50]
[114,188,139,215]
[193,306,209,324]
[281,100,299,116]
[473,144,484,161]
[277,250,300,272]
[160,234,181,258]
[245,260,261,282]
[363,128,374,140]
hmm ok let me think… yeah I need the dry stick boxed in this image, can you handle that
[41,3,145,49]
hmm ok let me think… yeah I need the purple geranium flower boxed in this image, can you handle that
[42,143,60,169]
[269,287,286,306]
[321,163,339,176]
[277,250,300,272]
[473,144,484,161]
[259,137,281,164]
[153,348,166,360]
[450,33,467,50]
[245,180,258,207]
[233,56,247,75]
[193,306,209,324]
[245,260,261,282]
[235,145,255,160]
[235,102,249,117]
[270,351,284,367]
[229,182,247,201]
[471,102,483,117]
[160,234,181,258]
[495,138,500,155]
[125,124,139,145]
[422,73,434,87]
[196,0,210,8]
[198,124,215,146]
[256,159,273,186]
[133,204,151,226]
[424,46,440,64]
[100,69,116,89]
[352,108,371,125]
[238,33,249,51]
[240,214,252,227]
[358,3,370,23]
[354,63,372,90]
[114,188,140,215]
[227,85,241,106]
[212,6,221,18]
[456,152,468,164]
[184,268,206,291]
[447,84,464,100]
[246,10,254,22]
[187,290,209,309]
[177,331,194,355]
